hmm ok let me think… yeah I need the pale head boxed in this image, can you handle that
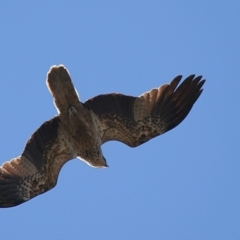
[78,155,108,168]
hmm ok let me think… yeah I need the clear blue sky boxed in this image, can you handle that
[1,1,239,239]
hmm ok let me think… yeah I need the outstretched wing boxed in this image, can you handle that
[84,75,205,147]
[0,117,75,208]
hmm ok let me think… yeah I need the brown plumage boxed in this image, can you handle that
[0,65,205,207]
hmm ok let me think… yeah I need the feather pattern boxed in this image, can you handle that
[0,65,205,207]
[84,75,205,146]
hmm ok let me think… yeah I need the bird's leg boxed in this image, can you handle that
[68,106,78,116]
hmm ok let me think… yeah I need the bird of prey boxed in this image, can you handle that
[0,65,205,208]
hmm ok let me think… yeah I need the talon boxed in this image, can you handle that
[68,106,77,116]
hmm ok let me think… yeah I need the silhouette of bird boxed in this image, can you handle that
[0,65,205,207]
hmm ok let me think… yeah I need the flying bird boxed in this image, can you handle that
[0,65,205,207]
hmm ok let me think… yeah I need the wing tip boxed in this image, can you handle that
[0,184,26,208]
[0,199,26,208]
[0,167,27,208]
[159,74,206,132]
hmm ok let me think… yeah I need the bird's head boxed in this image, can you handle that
[90,156,108,168]
[78,150,108,168]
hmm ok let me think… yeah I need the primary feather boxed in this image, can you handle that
[0,65,205,207]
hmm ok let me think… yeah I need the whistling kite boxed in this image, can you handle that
[0,65,205,207]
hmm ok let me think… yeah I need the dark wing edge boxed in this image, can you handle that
[0,116,73,208]
[83,75,205,147]
[155,75,205,133]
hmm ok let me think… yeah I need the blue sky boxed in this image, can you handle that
[0,1,240,239]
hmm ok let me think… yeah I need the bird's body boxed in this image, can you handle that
[47,68,107,168]
[0,65,205,207]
